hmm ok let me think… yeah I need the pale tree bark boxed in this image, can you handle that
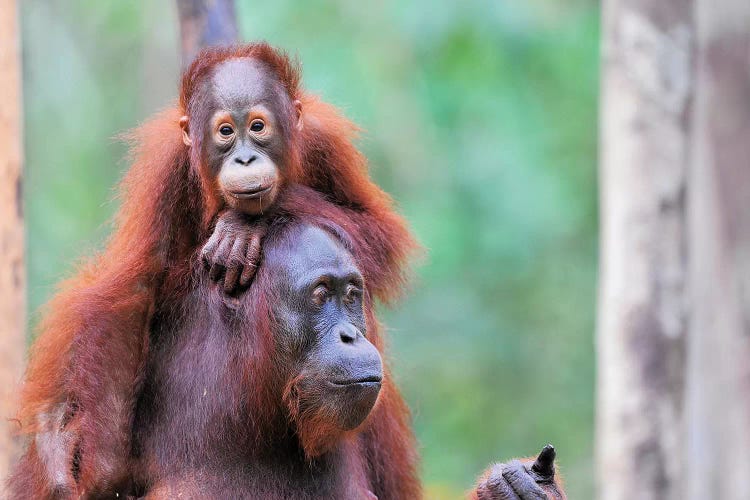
[0,0,24,491]
[598,0,750,499]
[176,0,238,68]
[597,1,692,498]
[684,1,750,498]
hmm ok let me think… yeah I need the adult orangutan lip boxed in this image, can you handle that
[331,376,383,386]
[229,185,274,199]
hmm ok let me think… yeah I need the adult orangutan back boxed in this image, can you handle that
[7,43,417,498]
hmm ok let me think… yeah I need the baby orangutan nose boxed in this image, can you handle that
[234,153,257,166]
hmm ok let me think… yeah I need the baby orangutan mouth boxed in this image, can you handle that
[229,183,275,199]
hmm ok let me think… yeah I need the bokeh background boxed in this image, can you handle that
[21,1,598,498]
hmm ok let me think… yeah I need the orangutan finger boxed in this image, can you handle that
[531,444,556,478]
[224,237,248,295]
[502,461,547,500]
[201,230,221,268]
[476,465,521,500]
[209,235,234,282]
[239,231,263,287]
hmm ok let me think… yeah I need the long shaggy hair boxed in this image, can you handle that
[9,42,419,499]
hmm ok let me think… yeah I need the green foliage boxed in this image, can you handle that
[22,1,598,497]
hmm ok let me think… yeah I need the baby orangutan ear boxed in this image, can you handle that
[294,100,303,131]
[179,115,192,147]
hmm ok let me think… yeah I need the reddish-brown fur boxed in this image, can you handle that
[130,193,421,498]
[8,43,418,498]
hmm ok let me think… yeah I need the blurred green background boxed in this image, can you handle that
[21,1,598,498]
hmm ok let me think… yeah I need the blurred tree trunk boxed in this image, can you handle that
[0,0,24,491]
[176,0,238,67]
[684,1,750,498]
[597,2,692,498]
[598,0,750,498]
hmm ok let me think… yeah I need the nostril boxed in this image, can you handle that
[235,155,257,166]
[339,328,356,344]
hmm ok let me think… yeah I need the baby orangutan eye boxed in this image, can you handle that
[219,124,234,136]
[250,119,265,133]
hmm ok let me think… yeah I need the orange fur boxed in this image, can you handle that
[8,43,418,498]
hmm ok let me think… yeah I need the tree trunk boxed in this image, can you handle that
[176,0,238,67]
[598,0,750,498]
[0,0,25,491]
[597,1,692,498]
[684,1,750,498]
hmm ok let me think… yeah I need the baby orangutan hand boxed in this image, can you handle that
[201,211,267,294]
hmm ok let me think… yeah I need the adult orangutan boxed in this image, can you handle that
[130,213,565,499]
[8,43,416,497]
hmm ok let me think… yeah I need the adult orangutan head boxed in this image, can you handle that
[266,223,383,456]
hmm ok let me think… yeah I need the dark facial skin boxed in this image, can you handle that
[181,57,302,215]
[266,225,383,433]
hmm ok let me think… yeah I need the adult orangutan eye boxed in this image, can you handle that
[219,124,234,136]
[344,284,361,304]
[250,119,265,133]
[312,284,329,305]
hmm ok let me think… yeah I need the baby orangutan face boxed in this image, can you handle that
[265,225,383,457]
[181,57,302,215]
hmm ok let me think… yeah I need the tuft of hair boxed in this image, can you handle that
[179,42,301,111]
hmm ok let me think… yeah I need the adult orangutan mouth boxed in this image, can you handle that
[230,184,274,199]
[331,375,383,387]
